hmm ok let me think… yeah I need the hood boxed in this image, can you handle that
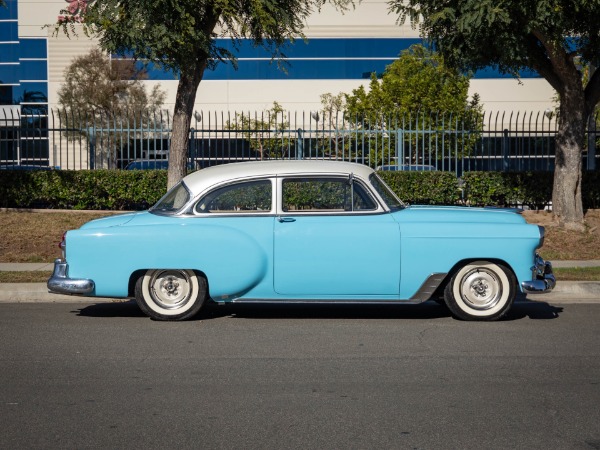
[395,205,527,225]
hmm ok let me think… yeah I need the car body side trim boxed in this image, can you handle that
[409,273,448,302]
[228,299,425,305]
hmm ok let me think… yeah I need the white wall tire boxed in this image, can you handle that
[444,261,516,321]
[135,269,207,321]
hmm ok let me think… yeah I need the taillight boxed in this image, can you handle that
[59,232,66,251]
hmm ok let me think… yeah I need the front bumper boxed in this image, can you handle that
[521,254,556,294]
[47,259,95,295]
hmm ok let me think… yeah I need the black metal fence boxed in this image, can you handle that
[1,108,598,174]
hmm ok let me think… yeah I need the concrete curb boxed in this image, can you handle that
[0,283,120,303]
[0,281,598,304]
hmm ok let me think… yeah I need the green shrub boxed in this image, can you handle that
[0,170,168,210]
[0,168,597,210]
[378,171,461,205]
[461,172,554,208]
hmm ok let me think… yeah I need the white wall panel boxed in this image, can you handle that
[18,0,65,37]
[469,78,555,114]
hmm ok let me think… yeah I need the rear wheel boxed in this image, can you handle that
[444,261,516,321]
[135,269,207,321]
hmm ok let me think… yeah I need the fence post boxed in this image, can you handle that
[502,128,509,172]
[588,114,597,171]
[396,129,404,165]
[87,126,96,170]
[189,127,196,166]
[296,128,304,160]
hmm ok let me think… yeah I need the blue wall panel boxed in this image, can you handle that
[119,38,541,81]
[19,39,47,59]
[0,0,18,20]
[0,64,20,84]
[0,43,19,63]
[19,60,47,80]
[0,21,18,41]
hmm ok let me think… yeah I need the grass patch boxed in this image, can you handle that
[0,210,117,263]
[0,271,52,283]
[553,267,600,281]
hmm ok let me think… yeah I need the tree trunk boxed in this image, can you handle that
[552,88,586,231]
[167,62,207,190]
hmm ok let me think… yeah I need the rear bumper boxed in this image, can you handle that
[47,259,95,295]
[521,254,556,294]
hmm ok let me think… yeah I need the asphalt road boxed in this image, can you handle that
[1,300,599,450]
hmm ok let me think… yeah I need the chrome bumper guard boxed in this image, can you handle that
[47,259,95,295]
[521,254,556,294]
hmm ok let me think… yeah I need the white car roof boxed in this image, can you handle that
[182,160,376,195]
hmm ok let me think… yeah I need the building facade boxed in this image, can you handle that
[2,0,556,116]
[1,0,560,168]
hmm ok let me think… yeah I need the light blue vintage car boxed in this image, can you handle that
[48,160,555,321]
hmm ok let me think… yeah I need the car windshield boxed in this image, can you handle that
[150,182,191,214]
[369,174,405,211]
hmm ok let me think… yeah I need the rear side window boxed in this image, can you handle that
[195,180,272,214]
[282,177,377,212]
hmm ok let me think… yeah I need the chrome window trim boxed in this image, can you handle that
[275,174,385,216]
[150,181,192,216]
[369,173,405,212]
[187,177,276,216]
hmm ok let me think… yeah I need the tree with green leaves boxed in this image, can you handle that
[340,44,482,166]
[345,45,480,120]
[225,102,293,159]
[390,0,600,230]
[55,0,352,188]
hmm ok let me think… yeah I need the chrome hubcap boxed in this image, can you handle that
[149,270,192,309]
[460,268,502,310]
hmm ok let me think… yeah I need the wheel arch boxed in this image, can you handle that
[433,257,517,297]
[128,268,210,298]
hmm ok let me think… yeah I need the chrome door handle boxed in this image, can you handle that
[277,217,296,223]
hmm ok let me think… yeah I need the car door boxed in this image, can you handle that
[273,175,401,296]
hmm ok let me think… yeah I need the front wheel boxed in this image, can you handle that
[444,261,516,321]
[135,269,207,321]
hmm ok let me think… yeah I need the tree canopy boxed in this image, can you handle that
[344,44,481,122]
[390,0,600,229]
[56,0,353,187]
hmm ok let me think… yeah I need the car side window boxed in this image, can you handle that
[195,180,272,214]
[282,177,377,212]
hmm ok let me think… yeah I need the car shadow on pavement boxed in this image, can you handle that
[75,297,563,321]
[507,299,563,320]
[75,300,146,318]
[201,302,453,321]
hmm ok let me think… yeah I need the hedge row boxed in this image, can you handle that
[380,171,600,209]
[1,169,599,210]
[0,170,168,210]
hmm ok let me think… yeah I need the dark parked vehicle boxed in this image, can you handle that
[376,164,437,171]
[124,160,201,170]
